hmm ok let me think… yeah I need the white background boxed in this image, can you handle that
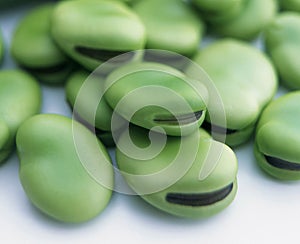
[0,2,299,244]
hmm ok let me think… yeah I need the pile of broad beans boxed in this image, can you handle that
[0,0,299,223]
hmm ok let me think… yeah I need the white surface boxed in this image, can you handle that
[0,3,299,244]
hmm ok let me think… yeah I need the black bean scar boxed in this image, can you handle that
[75,46,134,62]
[166,183,234,206]
[203,121,237,135]
[265,155,300,171]
[153,110,203,125]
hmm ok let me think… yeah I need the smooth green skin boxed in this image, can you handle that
[255,92,300,180]
[51,0,146,71]
[17,114,114,223]
[65,70,126,147]
[199,0,245,25]
[192,0,244,13]
[264,13,300,90]
[116,127,238,218]
[212,0,278,40]
[279,0,300,12]
[11,3,72,84]
[0,30,3,64]
[0,70,41,163]
[66,70,113,131]
[133,0,204,57]
[104,62,208,136]
[190,39,277,146]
